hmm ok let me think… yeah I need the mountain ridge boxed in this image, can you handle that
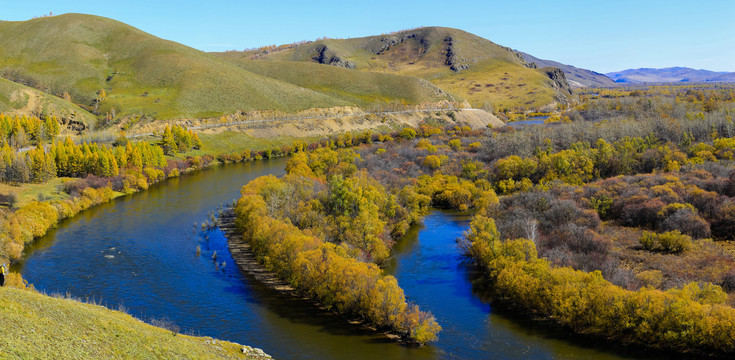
[519,52,615,88]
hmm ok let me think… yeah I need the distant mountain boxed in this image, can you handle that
[606,67,735,83]
[519,52,615,88]
[712,72,735,82]
[221,27,574,110]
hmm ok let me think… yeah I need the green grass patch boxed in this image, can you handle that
[0,178,70,209]
[0,287,254,359]
[215,57,448,107]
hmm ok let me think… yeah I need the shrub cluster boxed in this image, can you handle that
[464,215,735,353]
[235,173,441,344]
[639,230,692,253]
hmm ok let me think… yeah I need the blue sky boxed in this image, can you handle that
[3,0,734,73]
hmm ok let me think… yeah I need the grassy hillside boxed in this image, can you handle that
[0,77,96,129]
[0,13,351,121]
[212,56,452,107]
[236,27,570,110]
[0,287,266,359]
[0,16,567,121]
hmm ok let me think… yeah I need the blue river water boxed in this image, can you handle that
[16,158,660,359]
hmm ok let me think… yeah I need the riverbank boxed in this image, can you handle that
[220,208,295,294]
[125,106,503,142]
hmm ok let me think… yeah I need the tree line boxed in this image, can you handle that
[0,114,60,148]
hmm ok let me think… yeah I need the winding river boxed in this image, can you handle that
[15,158,661,359]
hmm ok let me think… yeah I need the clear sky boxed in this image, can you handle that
[2,0,734,73]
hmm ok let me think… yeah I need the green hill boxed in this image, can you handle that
[0,77,96,130]
[0,16,569,122]
[0,287,265,359]
[0,13,353,121]
[0,14,455,125]
[233,27,572,110]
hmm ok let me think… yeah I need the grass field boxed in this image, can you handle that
[213,57,450,107]
[0,178,70,209]
[0,287,262,359]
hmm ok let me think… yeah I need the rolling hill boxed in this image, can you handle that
[221,27,574,111]
[0,14,359,121]
[0,77,96,131]
[606,67,735,83]
[519,52,615,88]
[0,14,579,126]
[0,14,451,125]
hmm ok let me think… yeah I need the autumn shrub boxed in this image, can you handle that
[422,155,441,170]
[639,230,693,254]
[143,167,164,184]
[413,174,494,211]
[464,214,735,353]
[234,181,441,344]
[639,231,657,251]
[415,139,437,153]
[398,128,417,140]
[467,142,481,152]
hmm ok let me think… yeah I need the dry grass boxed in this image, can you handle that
[601,224,735,291]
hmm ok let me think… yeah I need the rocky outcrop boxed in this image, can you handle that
[542,66,573,98]
[444,36,472,72]
[310,44,355,69]
[241,346,272,359]
[372,33,419,55]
